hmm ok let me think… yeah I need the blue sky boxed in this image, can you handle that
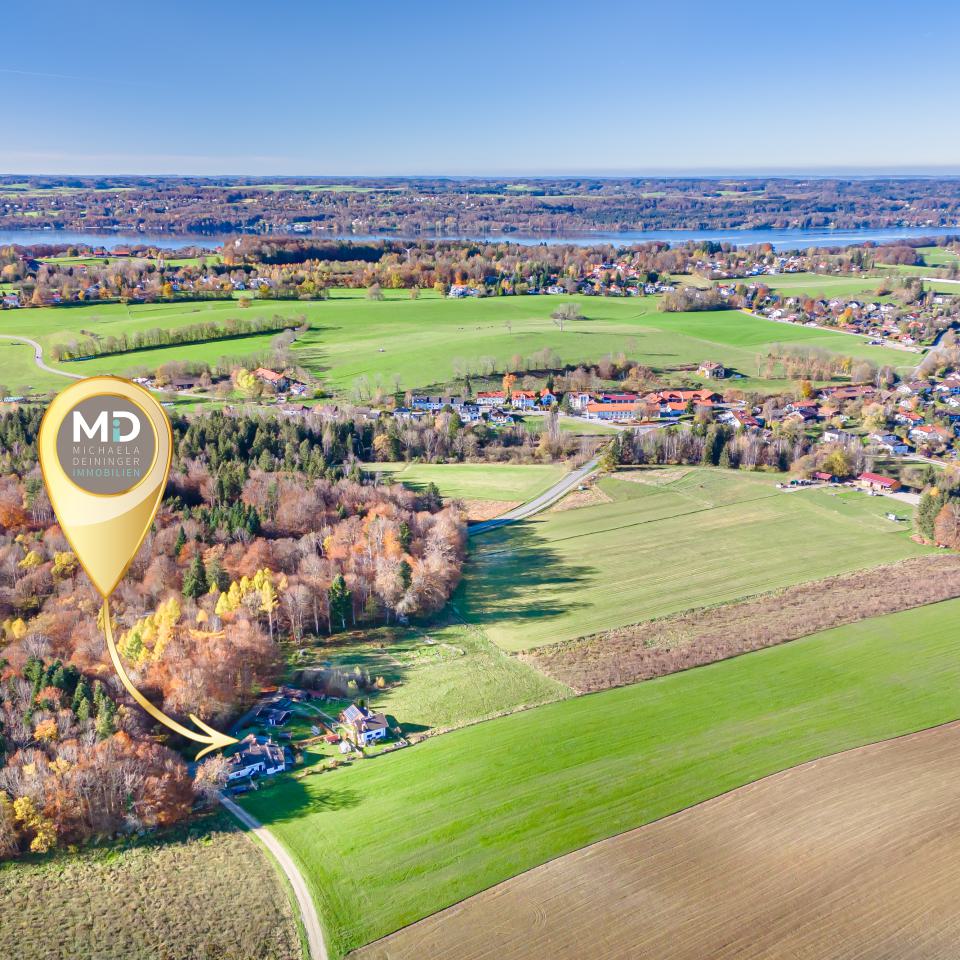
[3,0,958,176]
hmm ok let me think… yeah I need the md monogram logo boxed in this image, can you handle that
[72,409,143,444]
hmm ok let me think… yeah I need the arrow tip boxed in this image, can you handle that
[190,713,239,760]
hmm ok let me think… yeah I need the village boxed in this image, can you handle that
[733,284,959,349]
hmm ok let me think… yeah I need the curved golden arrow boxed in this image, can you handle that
[102,597,238,760]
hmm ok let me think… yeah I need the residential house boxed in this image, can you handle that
[868,433,910,455]
[476,390,506,407]
[909,423,953,448]
[340,703,390,746]
[721,409,760,430]
[511,390,538,410]
[822,428,858,444]
[253,367,290,392]
[697,360,726,379]
[255,706,291,727]
[226,735,287,781]
[895,410,925,427]
[411,394,463,411]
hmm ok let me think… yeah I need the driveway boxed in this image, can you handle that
[221,794,328,960]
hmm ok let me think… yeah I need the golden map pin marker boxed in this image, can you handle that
[38,376,236,759]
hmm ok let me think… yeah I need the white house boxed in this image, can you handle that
[226,735,287,781]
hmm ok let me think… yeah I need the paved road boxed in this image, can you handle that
[469,456,601,535]
[0,334,83,381]
[221,795,328,960]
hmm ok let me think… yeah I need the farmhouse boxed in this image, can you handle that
[857,472,901,492]
[253,367,290,391]
[697,360,726,379]
[226,735,287,781]
[340,703,390,746]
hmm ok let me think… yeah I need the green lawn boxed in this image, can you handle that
[919,246,960,266]
[521,413,622,435]
[0,288,916,396]
[240,599,960,958]
[296,622,569,735]
[362,462,567,502]
[459,466,930,651]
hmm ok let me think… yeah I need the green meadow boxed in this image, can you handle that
[298,621,568,735]
[460,467,930,651]
[745,271,890,298]
[362,461,566,502]
[0,288,916,395]
[241,599,960,958]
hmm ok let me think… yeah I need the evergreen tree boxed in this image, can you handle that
[72,679,91,713]
[182,552,209,599]
[328,574,352,633]
[173,525,187,557]
[75,697,91,726]
[398,560,412,592]
[95,698,116,740]
[206,555,230,593]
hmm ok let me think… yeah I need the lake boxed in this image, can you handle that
[1,225,958,253]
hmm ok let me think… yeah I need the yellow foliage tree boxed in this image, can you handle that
[13,796,56,853]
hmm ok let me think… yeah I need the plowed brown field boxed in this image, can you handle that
[354,722,960,960]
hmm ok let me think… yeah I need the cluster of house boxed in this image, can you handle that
[693,253,807,281]
[396,377,736,426]
[736,287,955,348]
[133,366,308,398]
[398,388,558,423]
[439,252,819,300]
[713,370,960,461]
[568,386,726,422]
[225,693,393,785]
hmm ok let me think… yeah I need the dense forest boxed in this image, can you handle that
[0,407,466,857]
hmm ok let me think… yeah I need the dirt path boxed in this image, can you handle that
[0,334,83,381]
[221,795,328,960]
[354,721,960,960]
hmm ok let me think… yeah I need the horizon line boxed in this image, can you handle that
[5,166,960,180]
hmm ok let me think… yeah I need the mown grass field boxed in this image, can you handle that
[356,720,960,960]
[362,461,566,502]
[0,813,301,960]
[741,271,890,298]
[240,599,960,958]
[460,466,930,651]
[0,287,916,395]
